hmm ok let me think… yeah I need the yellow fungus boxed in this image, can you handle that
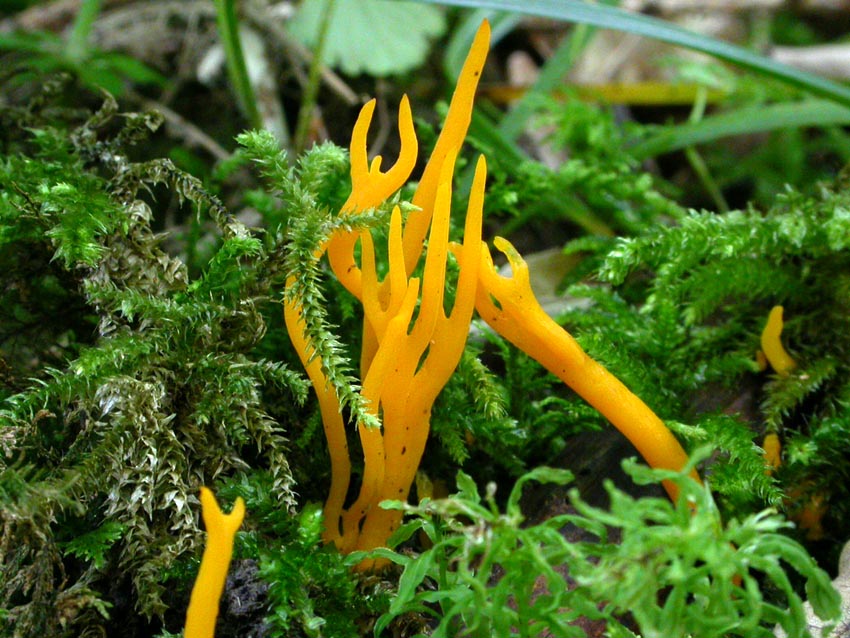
[757,307,796,476]
[402,21,489,276]
[758,309,827,537]
[284,20,490,562]
[763,432,782,474]
[454,237,697,502]
[283,300,350,545]
[184,487,245,638]
[797,491,827,541]
[760,305,796,376]
[351,157,484,559]
[286,18,702,563]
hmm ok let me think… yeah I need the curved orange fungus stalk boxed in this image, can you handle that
[285,19,696,566]
[451,237,697,502]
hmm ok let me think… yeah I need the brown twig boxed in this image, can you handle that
[126,89,231,161]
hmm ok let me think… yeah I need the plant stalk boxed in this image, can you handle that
[294,0,337,156]
[66,0,102,63]
[214,0,264,132]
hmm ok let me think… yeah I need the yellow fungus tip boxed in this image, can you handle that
[763,432,781,475]
[760,305,796,376]
[184,488,245,638]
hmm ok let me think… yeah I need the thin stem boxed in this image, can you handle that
[214,0,263,132]
[65,0,102,64]
[685,87,729,212]
[685,147,728,213]
[294,0,337,156]
[498,22,593,141]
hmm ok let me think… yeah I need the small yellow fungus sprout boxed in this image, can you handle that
[760,305,796,376]
[453,237,697,502]
[763,432,782,474]
[795,490,827,540]
[759,305,796,474]
[757,308,826,537]
[184,487,245,638]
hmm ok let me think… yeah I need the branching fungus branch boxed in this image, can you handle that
[184,488,245,638]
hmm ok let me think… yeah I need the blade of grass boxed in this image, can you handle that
[497,22,594,141]
[454,11,593,142]
[458,15,612,235]
[420,0,850,108]
[65,0,102,64]
[483,82,728,106]
[683,87,728,212]
[213,0,263,133]
[630,99,850,159]
[468,107,528,168]
[294,0,337,155]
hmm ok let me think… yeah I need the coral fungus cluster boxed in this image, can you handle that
[285,20,488,559]
[284,20,694,559]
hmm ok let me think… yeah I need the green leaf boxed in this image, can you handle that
[806,569,843,625]
[100,53,166,86]
[506,466,573,520]
[454,470,481,504]
[385,516,426,546]
[288,0,446,76]
[393,548,436,612]
[418,0,850,107]
[631,99,850,159]
[0,29,62,54]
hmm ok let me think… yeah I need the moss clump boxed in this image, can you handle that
[0,81,307,635]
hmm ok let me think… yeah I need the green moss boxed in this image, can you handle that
[0,85,307,634]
